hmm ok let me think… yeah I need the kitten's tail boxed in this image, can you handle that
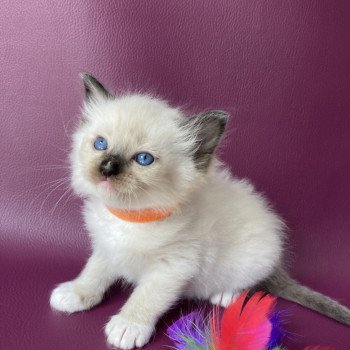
[261,267,350,326]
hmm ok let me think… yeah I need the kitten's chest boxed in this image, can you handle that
[83,202,168,280]
[98,230,151,281]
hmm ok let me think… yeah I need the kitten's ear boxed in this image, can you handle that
[183,110,228,168]
[80,72,114,103]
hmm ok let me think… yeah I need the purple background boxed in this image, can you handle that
[1,1,349,349]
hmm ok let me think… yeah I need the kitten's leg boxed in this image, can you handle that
[210,292,240,307]
[50,251,116,313]
[105,263,193,350]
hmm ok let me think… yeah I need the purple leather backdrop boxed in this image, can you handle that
[1,1,349,349]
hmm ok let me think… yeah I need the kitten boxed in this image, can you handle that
[50,74,350,349]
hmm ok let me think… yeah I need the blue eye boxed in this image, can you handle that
[94,137,108,150]
[134,152,154,166]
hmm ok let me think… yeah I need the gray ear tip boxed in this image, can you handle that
[204,110,229,119]
[197,110,229,132]
[213,110,229,122]
[79,73,113,101]
[214,109,229,116]
[79,72,94,82]
[206,110,229,129]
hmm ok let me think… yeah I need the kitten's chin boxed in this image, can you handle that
[98,179,114,192]
[93,178,188,210]
[95,179,123,206]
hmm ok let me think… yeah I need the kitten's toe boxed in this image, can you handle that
[105,314,154,349]
[50,281,101,313]
[210,292,239,308]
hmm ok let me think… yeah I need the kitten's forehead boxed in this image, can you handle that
[85,94,182,154]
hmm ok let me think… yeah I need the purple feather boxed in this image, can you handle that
[167,311,207,349]
[267,311,285,349]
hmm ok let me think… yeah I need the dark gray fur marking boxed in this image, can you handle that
[260,267,350,326]
[80,73,114,102]
[182,110,228,170]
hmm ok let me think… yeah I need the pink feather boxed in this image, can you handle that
[210,291,276,350]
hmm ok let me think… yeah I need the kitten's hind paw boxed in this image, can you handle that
[50,281,101,313]
[105,314,154,350]
[210,291,239,308]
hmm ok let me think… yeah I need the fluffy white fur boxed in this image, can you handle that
[50,77,284,349]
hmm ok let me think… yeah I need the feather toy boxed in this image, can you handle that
[267,310,285,349]
[167,291,277,350]
[167,291,329,350]
[210,291,276,350]
[167,310,208,350]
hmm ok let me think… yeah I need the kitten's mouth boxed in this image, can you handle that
[98,178,114,192]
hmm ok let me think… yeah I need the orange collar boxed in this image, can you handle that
[107,206,174,223]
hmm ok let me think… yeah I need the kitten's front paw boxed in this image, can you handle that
[50,281,101,313]
[210,291,239,308]
[105,314,154,350]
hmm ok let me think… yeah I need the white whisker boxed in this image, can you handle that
[49,187,73,216]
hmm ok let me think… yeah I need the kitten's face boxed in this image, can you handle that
[71,74,227,209]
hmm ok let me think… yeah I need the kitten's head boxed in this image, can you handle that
[71,74,228,209]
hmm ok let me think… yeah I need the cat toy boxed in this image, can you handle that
[167,291,335,350]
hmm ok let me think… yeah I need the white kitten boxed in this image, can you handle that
[50,74,350,349]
